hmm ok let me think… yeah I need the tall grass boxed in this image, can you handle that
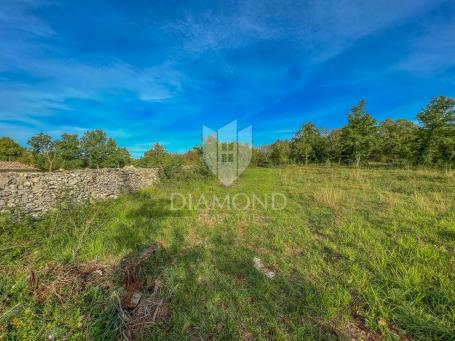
[1,166,454,339]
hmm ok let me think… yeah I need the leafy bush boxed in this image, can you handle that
[137,143,213,181]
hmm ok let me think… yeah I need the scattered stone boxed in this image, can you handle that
[253,257,275,279]
[121,290,143,309]
[131,292,142,306]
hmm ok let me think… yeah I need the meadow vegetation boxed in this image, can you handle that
[1,166,454,339]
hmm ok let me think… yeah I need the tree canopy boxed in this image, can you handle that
[291,123,324,165]
[0,137,24,161]
[251,96,455,168]
[2,96,454,171]
[21,130,131,171]
[340,100,378,167]
[416,96,455,165]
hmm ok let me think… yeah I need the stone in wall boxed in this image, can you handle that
[0,167,159,217]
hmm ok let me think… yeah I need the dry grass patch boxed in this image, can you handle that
[313,186,343,211]
[411,192,451,215]
[196,209,218,227]
[376,190,404,209]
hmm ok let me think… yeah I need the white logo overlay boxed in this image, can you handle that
[202,120,252,186]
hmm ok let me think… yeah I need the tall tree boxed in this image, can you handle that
[81,130,130,168]
[269,140,291,166]
[54,133,82,169]
[378,119,417,164]
[340,100,378,167]
[291,123,323,165]
[28,133,56,171]
[80,130,107,168]
[0,137,23,161]
[416,96,455,166]
[326,129,343,165]
[105,139,130,168]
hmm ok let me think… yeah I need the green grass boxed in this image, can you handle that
[1,166,454,340]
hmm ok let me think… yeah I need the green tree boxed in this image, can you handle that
[340,100,378,167]
[54,133,83,169]
[416,96,455,166]
[0,137,23,161]
[17,150,35,166]
[269,140,291,166]
[378,119,417,164]
[105,140,130,168]
[80,130,130,168]
[291,123,323,165]
[80,130,107,168]
[28,133,56,171]
[138,143,184,179]
[251,147,270,167]
[326,129,343,165]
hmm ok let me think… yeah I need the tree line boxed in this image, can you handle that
[0,130,130,171]
[0,96,453,171]
[252,96,454,168]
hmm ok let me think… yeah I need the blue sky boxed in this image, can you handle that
[0,0,454,157]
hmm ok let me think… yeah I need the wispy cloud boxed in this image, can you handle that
[0,0,453,154]
[397,18,455,74]
[168,0,443,60]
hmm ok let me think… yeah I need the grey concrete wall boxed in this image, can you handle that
[0,167,159,217]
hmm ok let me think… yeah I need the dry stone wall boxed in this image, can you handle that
[0,167,159,217]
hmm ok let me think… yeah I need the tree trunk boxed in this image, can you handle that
[47,154,54,172]
[355,155,361,168]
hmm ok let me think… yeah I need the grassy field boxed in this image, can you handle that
[1,166,454,340]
